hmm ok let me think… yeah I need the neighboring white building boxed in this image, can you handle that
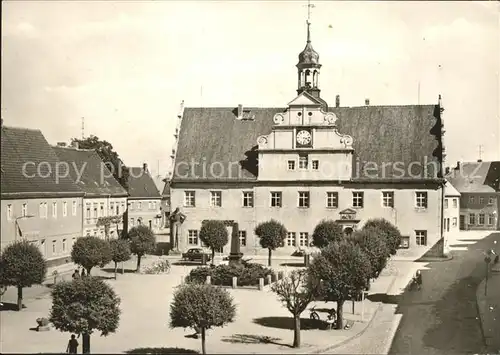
[443,180,461,254]
[53,144,128,239]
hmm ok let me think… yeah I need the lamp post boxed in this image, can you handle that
[483,249,496,296]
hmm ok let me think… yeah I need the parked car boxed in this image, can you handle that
[181,248,212,263]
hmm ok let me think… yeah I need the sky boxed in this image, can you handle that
[2,1,499,180]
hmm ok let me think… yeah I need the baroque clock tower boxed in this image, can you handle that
[257,20,354,182]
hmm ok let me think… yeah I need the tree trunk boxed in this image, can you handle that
[293,315,301,348]
[86,267,92,276]
[82,333,90,353]
[268,248,272,267]
[201,327,206,354]
[136,254,142,272]
[336,299,344,330]
[211,248,215,266]
[17,286,23,311]
[114,261,118,280]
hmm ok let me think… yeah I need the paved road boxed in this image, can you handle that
[328,232,499,354]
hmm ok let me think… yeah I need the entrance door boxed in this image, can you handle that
[459,215,465,230]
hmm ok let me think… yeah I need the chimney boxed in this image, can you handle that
[71,141,79,149]
[237,104,243,119]
[57,142,67,147]
[143,163,148,172]
[335,95,340,108]
[365,98,370,106]
[478,159,483,163]
[456,161,461,170]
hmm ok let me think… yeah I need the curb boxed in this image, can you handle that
[475,279,488,352]
[417,254,454,263]
[305,269,401,354]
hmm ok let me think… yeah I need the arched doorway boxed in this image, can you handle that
[344,227,354,238]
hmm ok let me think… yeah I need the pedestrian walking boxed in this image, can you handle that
[415,270,422,290]
[66,334,79,354]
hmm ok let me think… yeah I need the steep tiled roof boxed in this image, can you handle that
[53,146,127,197]
[172,104,442,181]
[161,179,170,198]
[444,181,461,197]
[448,161,500,193]
[127,167,161,199]
[1,126,84,197]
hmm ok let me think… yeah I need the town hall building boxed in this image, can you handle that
[169,21,445,255]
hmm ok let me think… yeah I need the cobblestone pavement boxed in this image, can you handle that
[476,268,500,353]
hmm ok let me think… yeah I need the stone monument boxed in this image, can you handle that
[169,207,186,251]
[228,222,243,266]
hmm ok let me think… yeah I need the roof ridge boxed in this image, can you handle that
[52,145,95,152]
[1,125,42,133]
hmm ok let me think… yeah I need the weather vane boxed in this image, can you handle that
[305,0,315,23]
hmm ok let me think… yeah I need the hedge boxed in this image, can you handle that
[187,263,274,286]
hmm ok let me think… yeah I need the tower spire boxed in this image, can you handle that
[307,20,311,43]
[306,0,314,43]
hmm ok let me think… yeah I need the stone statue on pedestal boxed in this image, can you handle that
[228,222,243,266]
[169,207,186,251]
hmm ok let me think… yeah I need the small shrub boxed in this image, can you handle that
[238,263,273,286]
[188,267,213,284]
[212,265,243,285]
[187,263,273,287]
[142,259,171,274]
[36,317,50,326]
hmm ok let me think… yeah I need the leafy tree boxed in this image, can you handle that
[350,229,389,279]
[0,241,47,311]
[71,236,113,275]
[170,283,236,354]
[97,216,122,241]
[312,220,344,248]
[363,219,402,255]
[109,239,131,279]
[129,225,156,271]
[271,269,320,348]
[308,240,371,329]
[50,277,121,354]
[254,219,287,266]
[199,220,229,265]
[71,135,129,190]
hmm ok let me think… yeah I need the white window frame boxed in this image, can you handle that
[298,191,310,208]
[326,192,338,208]
[298,232,309,247]
[270,192,282,207]
[312,160,319,170]
[469,214,476,225]
[298,154,308,170]
[63,201,68,217]
[488,214,495,225]
[62,239,67,252]
[210,191,222,207]
[488,197,494,205]
[444,199,448,209]
[184,191,196,207]
[52,240,57,254]
[242,191,254,207]
[287,160,296,170]
[352,192,364,208]
[452,199,458,208]
[469,196,475,204]
[415,192,428,209]
[86,204,91,219]
[21,203,27,217]
[286,232,296,247]
[72,201,77,216]
[100,203,104,217]
[7,204,12,220]
[52,202,57,218]
[452,217,457,227]
[479,196,484,204]
[93,204,98,218]
[238,230,247,247]
[39,203,45,218]
[137,202,142,210]
[188,230,199,245]
[478,213,485,225]
[415,230,427,246]
[382,191,394,208]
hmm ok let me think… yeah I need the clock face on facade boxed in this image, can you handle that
[296,130,312,146]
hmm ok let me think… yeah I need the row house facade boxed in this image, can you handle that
[127,164,162,232]
[443,181,460,253]
[168,21,446,255]
[53,144,128,238]
[449,161,500,231]
[0,123,84,268]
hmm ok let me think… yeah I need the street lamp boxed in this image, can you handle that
[483,249,497,296]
